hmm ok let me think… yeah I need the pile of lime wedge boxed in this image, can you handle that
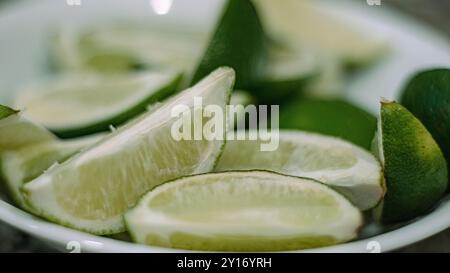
[0,0,448,252]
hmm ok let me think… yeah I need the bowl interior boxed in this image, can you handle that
[1,0,450,252]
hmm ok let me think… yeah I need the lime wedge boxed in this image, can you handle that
[51,25,206,73]
[15,71,182,138]
[254,0,386,68]
[215,130,383,210]
[22,67,235,234]
[374,101,448,223]
[0,106,56,151]
[191,0,266,89]
[1,134,102,209]
[125,171,362,251]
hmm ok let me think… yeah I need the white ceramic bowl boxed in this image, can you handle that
[1,0,450,253]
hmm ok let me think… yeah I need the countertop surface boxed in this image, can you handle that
[0,0,450,253]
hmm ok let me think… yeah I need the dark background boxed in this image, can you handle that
[0,0,449,253]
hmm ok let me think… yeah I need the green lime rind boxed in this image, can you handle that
[377,101,448,224]
[400,68,450,184]
[55,73,182,138]
[20,186,125,235]
[279,98,377,150]
[125,170,362,251]
[191,0,266,89]
[17,73,183,139]
[0,105,18,120]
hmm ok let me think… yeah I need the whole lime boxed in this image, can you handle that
[375,101,448,224]
[400,68,450,181]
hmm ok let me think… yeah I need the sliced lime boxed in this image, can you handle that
[22,67,235,234]
[125,171,362,251]
[374,101,448,223]
[15,71,182,138]
[0,106,56,151]
[191,0,266,89]
[1,134,102,209]
[215,130,383,210]
[254,0,386,68]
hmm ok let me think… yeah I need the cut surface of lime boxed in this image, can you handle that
[254,0,386,67]
[0,107,56,151]
[51,25,206,74]
[375,101,448,224]
[15,71,182,138]
[215,130,383,210]
[22,67,235,234]
[1,134,102,209]
[125,171,362,251]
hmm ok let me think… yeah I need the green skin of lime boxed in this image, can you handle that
[191,0,266,90]
[379,102,448,224]
[53,74,182,138]
[0,105,18,120]
[400,68,450,186]
[279,98,377,150]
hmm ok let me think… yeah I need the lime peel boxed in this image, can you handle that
[125,171,363,251]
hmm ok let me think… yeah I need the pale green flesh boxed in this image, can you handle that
[15,72,180,130]
[23,67,234,234]
[217,135,357,172]
[0,115,56,151]
[53,134,216,220]
[215,131,383,210]
[146,233,338,252]
[254,0,386,66]
[1,135,101,209]
[126,171,362,251]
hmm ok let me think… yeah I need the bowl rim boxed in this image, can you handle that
[1,196,450,253]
